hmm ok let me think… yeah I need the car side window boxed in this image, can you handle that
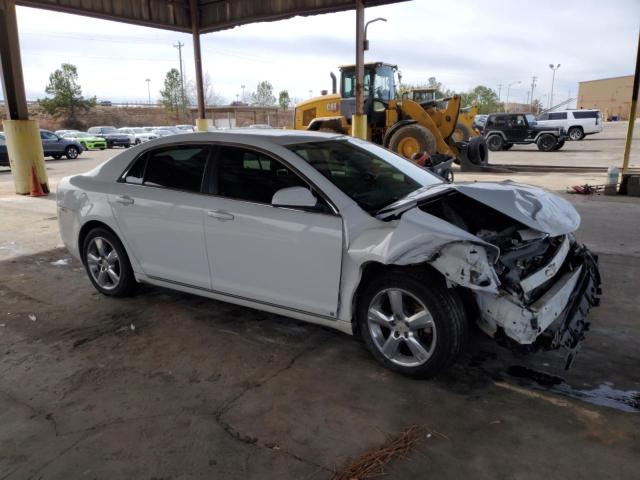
[549,112,567,120]
[123,145,209,192]
[216,146,308,204]
[40,131,57,140]
[537,113,549,121]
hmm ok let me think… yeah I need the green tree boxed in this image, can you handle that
[38,63,95,126]
[278,90,290,109]
[460,85,501,114]
[159,68,182,112]
[251,81,276,106]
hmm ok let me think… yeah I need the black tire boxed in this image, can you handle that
[567,126,584,141]
[486,134,504,151]
[357,270,468,378]
[452,122,472,142]
[442,168,454,183]
[52,154,62,160]
[466,135,489,165]
[552,139,565,151]
[65,146,79,159]
[537,134,558,152]
[502,143,513,150]
[388,124,437,158]
[135,138,141,145]
[82,227,137,297]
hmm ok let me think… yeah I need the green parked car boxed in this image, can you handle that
[61,132,107,150]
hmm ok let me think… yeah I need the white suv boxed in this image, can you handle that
[536,110,602,140]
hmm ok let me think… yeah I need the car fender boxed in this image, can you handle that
[483,130,507,141]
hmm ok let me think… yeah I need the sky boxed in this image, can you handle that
[5,0,640,107]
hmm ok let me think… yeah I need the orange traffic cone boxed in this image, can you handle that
[30,166,47,197]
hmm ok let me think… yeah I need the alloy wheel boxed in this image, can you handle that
[86,237,121,290]
[367,288,437,367]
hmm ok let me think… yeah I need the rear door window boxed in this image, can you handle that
[216,146,308,204]
[123,145,210,192]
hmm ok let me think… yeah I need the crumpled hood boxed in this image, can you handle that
[453,182,580,236]
[378,181,580,236]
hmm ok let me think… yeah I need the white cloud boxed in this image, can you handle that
[4,0,639,106]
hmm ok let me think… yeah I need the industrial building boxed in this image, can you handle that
[577,74,639,120]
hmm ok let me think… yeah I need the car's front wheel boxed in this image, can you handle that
[82,227,136,297]
[65,146,79,159]
[357,271,467,378]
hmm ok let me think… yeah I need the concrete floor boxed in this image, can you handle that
[0,123,639,479]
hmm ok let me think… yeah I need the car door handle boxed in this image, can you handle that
[115,195,134,205]
[207,210,234,221]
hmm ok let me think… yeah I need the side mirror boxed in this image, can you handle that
[272,186,318,209]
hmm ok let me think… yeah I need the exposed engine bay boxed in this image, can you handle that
[413,187,601,368]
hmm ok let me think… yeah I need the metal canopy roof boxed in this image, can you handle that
[17,0,407,34]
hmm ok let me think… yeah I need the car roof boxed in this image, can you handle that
[169,129,345,146]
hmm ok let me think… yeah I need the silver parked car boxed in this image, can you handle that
[57,130,600,377]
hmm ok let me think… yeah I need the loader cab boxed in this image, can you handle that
[339,62,397,128]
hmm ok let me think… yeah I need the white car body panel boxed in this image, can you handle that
[536,110,602,136]
[203,197,343,317]
[109,185,211,289]
[56,130,598,356]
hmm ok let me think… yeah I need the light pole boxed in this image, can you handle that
[364,17,387,51]
[505,80,521,112]
[548,63,561,109]
[145,78,151,104]
[241,84,245,103]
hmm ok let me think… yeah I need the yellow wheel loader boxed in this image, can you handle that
[403,87,481,143]
[294,63,488,167]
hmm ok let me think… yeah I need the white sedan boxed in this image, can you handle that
[56,130,600,377]
[118,127,158,144]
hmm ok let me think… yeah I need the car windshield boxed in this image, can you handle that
[131,128,144,133]
[286,138,442,214]
[74,132,91,138]
[102,127,117,133]
[525,114,537,124]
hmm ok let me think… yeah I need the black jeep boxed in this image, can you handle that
[482,113,566,152]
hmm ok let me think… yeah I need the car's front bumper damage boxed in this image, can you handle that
[473,243,601,368]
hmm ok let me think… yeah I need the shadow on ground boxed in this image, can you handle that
[0,248,639,479]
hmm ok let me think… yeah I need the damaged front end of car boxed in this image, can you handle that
[377,182,601,368]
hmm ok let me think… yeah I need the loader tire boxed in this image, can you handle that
[452,122,472,142]
[389,124,437,159]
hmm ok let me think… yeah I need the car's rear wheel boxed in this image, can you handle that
[357,271,467,378]
[82,228,136,297]
[486,134,504,151]
[537,134,558,152]
[135,138,141,145]
[65,146,79,159]
[568,126,584,141]
[552,139,565,151]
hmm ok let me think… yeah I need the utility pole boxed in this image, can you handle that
[497,83,503,102]
[145,78,151,104]
[549,64,560,109]
[241,84,245,103]
[529,75,537,110]
[174,41,186,114]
